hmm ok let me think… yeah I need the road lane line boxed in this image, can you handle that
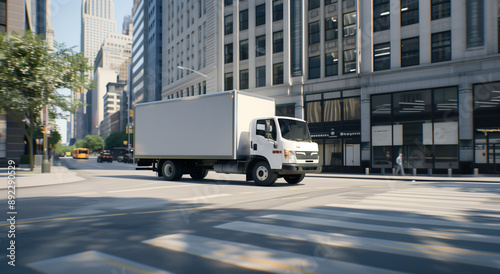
[27,250,172,274]
[216,221,500,269]
[107,185,193,193]
[177,193,230,201]
[300,208,500,230]
[262,214,500,243]
[56,192,98,196]
[143,233,401,274]
[0,210,105,226]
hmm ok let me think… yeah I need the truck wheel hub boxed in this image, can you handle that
[256,166,268,180]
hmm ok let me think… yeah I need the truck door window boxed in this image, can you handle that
[256,119,276,140]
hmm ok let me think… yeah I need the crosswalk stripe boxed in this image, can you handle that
[143,233,402,274]
[366,195,488,207]
[376,192,489,202]
[262,214,500,243]
[216,221,500,269]
[177,193,230,201]
[299,208,500,230]
[27,250,172,274]
[355,198,500,213]
[392,189,500,198]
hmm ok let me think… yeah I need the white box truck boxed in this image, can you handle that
[134,91,321,186]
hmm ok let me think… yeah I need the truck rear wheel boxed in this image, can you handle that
[284,174,305,184]
[252,161,277,186]
[162,160,183,181]
[190,167,208,180]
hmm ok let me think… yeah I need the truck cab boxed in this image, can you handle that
[248,116,321,185]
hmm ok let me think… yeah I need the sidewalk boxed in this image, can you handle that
[0,159,85,189]
[311,172,500,183]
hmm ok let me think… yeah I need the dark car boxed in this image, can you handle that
[97,150,113,163]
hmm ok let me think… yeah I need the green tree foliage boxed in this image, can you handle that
[0,30,93,170]
[74,135,104,152]
[34,126,61,147]
[105,131,127,150]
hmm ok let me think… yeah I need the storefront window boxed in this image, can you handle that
[306,101,322,123]
[343,97,361,120]
[393,90,432,121]
[434,87,458,121]
[325,139,342,166]
[324,100,341,122]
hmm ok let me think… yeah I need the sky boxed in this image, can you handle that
[50,0,133,144]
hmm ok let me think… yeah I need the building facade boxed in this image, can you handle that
[1,0,52,166]
[154,0,500,174]
[131,0,162,104]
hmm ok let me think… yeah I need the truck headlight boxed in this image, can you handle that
[284,149,297,163]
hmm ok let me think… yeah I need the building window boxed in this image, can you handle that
[343,49,357,74]
[466,0,484,48]
[240,39,249,60]
[240,9,248,31]
[309,21,320,45]
[431,0,451,20]
[203,81,206,94]
[273,63,284,85]
[224,15,233,35]
[401,0,419,26]
[273,31,283,53]
[225,43,233,64]
[325,0,337,4]
[374,42,391,71]
[325,52,339,77]
[309,0,320,10]
[373,0,390,32]
[225,0,233,6]
[256,4,266,26]
[273,0,283,21]
[343,12,357,37]
[256,66,266,87]
[225,72,233,91]
[0,0,6,33]
[432,31,451,63]
[240,69,249,90]
[325,17,338,41]
[309,56,321,79]
[401,37,419,67]
[256,35,266,57]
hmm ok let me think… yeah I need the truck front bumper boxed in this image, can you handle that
[280,163,322,175]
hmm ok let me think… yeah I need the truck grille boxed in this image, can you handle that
[295,151,319,160]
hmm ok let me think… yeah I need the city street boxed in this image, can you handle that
[1,157,500,273]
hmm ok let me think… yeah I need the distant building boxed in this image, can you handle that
[100,80,126,139]
[74,0,116,140]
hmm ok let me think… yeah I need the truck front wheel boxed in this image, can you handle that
[284,174,305,184]
[252,161,277,186]
[162,160,183,181]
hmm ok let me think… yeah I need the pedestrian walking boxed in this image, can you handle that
[396,153,405,175]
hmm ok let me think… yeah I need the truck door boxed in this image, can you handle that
[251,119,282,169]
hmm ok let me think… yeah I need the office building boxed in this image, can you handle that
[157,0,500,174]
[131,0,163,104]
[0,0,52,166]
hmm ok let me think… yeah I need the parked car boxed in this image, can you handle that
[97,150,113,163]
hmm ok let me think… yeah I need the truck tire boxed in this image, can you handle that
[284,174,305,184]
[162,160,183,181]
[190,167,208,180]
[252,161,277,186]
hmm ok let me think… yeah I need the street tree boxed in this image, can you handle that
[104,131,127,150]
[0,30,93,170]
[74,135,104,152]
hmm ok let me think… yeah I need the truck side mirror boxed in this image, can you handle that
[265,119,272,139]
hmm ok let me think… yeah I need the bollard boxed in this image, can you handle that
[428,168,432,176]
[473,168,479,176]
[448,168,452,177]
[365,168,370,175]
[413,168,417,176]
[381,168,385,175]
[392,168,396,175]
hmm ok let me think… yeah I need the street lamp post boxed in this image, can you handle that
[177,66,208,78]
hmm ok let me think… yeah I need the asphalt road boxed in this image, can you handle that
[1,157,500,273]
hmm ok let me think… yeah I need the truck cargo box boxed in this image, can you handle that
[134,91,275,160]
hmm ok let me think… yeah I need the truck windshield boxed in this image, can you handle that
[278,119,312,142]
